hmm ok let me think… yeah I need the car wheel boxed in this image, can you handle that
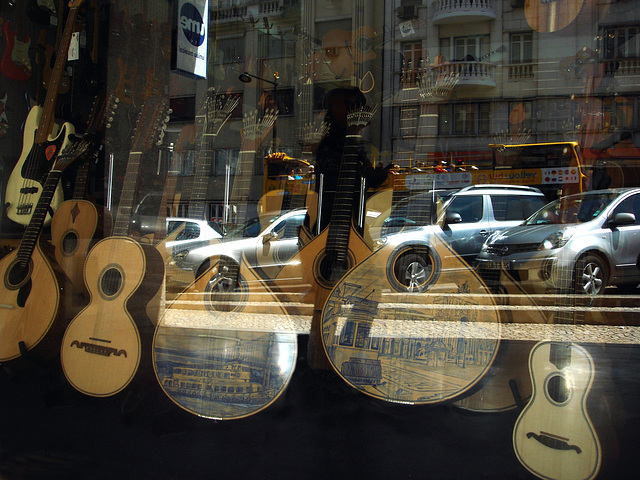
[387,247,441,293]
[203,263,248,313]
[574,254,607,296]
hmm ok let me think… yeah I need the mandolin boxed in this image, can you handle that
[153,109,298,420]
[60,96,170,397]
[4,0,85,227]
[513,261,602,480]
[0,142,84,362]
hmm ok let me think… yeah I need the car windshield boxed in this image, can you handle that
[524,191,619,225]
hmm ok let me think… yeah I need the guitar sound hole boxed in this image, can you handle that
[101,268,123,297]
[316,252,351,287]
[62,232,79,255]
[547,374,570,405]
[5,260,32,289]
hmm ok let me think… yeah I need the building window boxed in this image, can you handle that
[601,25,640,60]
[440,35,490,62]
[439,103,491,135]
[510,32,533,63]
[212,149,240,177]
[402,41,423,70]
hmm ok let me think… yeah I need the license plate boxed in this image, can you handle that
[486,260,512,270]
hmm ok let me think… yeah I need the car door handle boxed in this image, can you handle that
[479,230,489,236]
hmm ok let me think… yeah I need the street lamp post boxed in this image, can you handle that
[238,71,279,151]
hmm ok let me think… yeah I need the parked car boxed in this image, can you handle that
[176,209,308,280]
[378,185,548,291]
[167,217,224,266]
[475,188,640,295]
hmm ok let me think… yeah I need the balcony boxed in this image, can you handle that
[432,61,496,87]
[432,0,497,25]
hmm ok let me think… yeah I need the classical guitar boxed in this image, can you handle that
[4,0,84,227]
[513,262,601,480]
[524,0,584,34]
[0,142,84,362]
[153,109,298,420]
[50,93,118,291]
[60,96,169,397]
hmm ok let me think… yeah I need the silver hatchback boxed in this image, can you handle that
[476,188,640,295]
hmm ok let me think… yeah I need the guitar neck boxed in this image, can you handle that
[325,134,363,262]
[228,149,257,224]
[34,2,81,145]
[17,170,63,263]
[113,152,143,236]
[188,116,216,220]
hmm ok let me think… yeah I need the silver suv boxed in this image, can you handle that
[378,185,548,291]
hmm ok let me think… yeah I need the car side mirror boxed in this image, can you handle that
[445,212,463,225]
[262,231,278,244]
[609,212,636,228]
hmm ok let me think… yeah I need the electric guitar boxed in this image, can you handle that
[153,109,298,420]
[513,262,601,480]
[4,0,85,227]
[1,20,31,81]
[0,142,84,362]
[50,93,118,291]
[60,96,169,397]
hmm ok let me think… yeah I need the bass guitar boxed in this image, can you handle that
[153,109,298,420]
[0,141,84,362]
[60,96,169,397]
[4,0,85,227]
[50,93,118,291]
[513,261,602,480]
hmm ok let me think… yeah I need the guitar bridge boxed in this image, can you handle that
[16,203,33,215]
[69,340,127,358]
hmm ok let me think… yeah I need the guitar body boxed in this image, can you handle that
[5,106,74,227]
[320,231,501,404]
[513,341,601,480]
[1,21,32,81]
[153,253,297,420]
[524,0,584,33]
[0,241,69,362]
[50,199,103,290]
[61,236,162,397]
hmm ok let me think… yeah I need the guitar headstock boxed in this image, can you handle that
[52,138,93,172]
[346,104,377,132]
[130,96,171,153]
[87,92,119,134]
[241,109,278,148]
[202,88,240,136]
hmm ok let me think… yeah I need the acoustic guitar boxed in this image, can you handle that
[513,262,602,480]
[50,93,118,291]
[153,110,298,420]
[0,141,84,362]
[4,0,84,227]
[60,96,169,397]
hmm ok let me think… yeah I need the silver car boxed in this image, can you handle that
[476,188,640,295]
[375,185,547,292]
[176,209,308,280]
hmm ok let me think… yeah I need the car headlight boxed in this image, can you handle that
[481,232,502,252]
[173,249,190,263]
[374,237,388,249]
[539,228,575,250]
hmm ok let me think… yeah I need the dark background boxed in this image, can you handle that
[1,336,639,480]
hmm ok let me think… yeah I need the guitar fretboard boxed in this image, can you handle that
[17,170,62,264]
